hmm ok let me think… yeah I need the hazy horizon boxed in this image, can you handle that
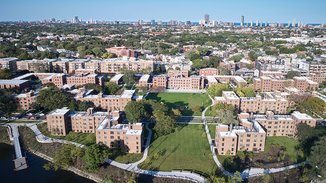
[0,0,326,24]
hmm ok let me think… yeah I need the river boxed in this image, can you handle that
[0,143,95,183]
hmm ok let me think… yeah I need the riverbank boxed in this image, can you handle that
[17,126,192,183]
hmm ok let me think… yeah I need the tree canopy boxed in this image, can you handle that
[0,69,12,79]
[208,83,231,96]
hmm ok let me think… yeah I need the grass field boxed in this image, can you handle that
[38,123,96,146]
[139,125,216,176]
[208,124,218,139]
[113,153,143,164]
[264,136,302,162]
[146,93,211,116]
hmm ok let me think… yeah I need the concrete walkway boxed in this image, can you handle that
[11,122,206,183]
[203,94,306,178]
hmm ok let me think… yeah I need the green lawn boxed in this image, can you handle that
[208,124,218,139]
[113,153,143,164]
[38,123,96,146]
[139,125,216,176]
[146,93,211,116]
[264,136,302,162]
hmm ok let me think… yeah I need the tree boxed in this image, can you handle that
[308,137,326,178]
[44,144,84,171]
[102,52,117,59]
[92,47,104,58]
[77,101,94,111]
[235,87,256,97]
[262,174,272,183]
[286,71,301,79]
[84,144,112,171]
[124,101,148,123]
[105,82,120,95]
[122,72,136,89]
[232,171,243,183]
[37,87,75,111]
[153,110,175,136]
[208,83,231,96]
[0,90,17,119]
[248,51,258,61]
[0,69,12,79]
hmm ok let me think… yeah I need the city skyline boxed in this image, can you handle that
[1,0,326,23]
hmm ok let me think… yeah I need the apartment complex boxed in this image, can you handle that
[238,111,316,137]
[215,91,289,114]
[46,107,71,136]
[138,74,150,87]
[97,121,143,153]
[215,120,266,155]
[152,70,203,90]
[9,57,154,74]
[253,76,319,92]
[99,58,154,74]
[0,57,18,71]
[46,107,143,153]
[293,76,319,91]
[215,110,315,155]
[76,88,135,111]
[199,68,219,76]
[14,91,37,110]
[0,79,30,89]
[41,73,104,88]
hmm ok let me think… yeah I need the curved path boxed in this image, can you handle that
[9,122,206,183]
[203,94,306,179]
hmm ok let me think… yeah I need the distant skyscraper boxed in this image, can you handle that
[72,16,80,24]
[204,14,210,24]
[250,21,253,27]
[241,16,244,26]
[151,19,156,25]
[256,20,259,27]
[292,19,296,27]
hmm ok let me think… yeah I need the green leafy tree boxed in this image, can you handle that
[0,90,17,119]
[235,87,256,97]
[208,83,231,96]
[37,87,75,111]
[286,71,301,79]
[84,144,112,171]
[308,137,326,178]
[124,101,148,123]
[78,101,94,111]
[153,110,175,136]
[0,69,12,79]
[122,72,136,89]
[105,82,120,95]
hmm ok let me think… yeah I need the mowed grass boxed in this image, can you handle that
[146,93,211,116]
[264,136,302,162]
[139,125,216,176]
[208,124,218,139]
[38,123,96,146]
[113,153,143,164]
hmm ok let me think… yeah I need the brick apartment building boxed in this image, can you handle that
[76,88,135,111]
[99,58,154,74]
[46,107,143,153]
[199,68,219,76]
[152,70,203,90]
[14,91,37,110]
[215,120,266,155]
[96,120,143,153]
[253,76,319,92]
[0,57,18,72]
[0,79,30,89]
[215,91,289,114]
[238,111,316,137]
[215,111,315,155]
[41,73,104,88]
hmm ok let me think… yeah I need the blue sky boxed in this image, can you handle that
[1,0,325,23]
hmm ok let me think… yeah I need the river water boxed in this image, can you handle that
[0,143,95,183]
